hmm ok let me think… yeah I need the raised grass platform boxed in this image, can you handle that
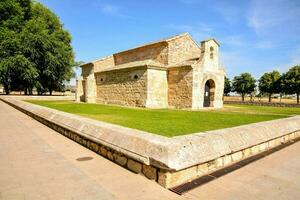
[1,96,300,188]
[25,100,300,136]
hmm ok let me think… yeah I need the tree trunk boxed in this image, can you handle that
[297,92,299,104]
[268,93,272,102]
[49,90,52,95]
[241,94,245,101]
[4,84,10,95]
[279,93,282,103]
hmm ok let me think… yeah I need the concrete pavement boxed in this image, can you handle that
[0,99,299,200]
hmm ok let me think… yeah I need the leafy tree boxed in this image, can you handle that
[224,76,231,96]
[232,73,256,101]
[21,2,74,95]
[0,0,74,95]
[0,0,31,94]
[281,66,300,103]
[258,70,281,102]
[0,0,30,31]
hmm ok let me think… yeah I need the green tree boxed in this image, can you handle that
[281,66,300,103]
[258,70,281,102]
[232,73,256,101]
[224,76,231,96]
[0,0,31,94]
[21,2,74,95]
[0,0,74,95]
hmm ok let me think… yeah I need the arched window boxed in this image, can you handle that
[210,46,214,59]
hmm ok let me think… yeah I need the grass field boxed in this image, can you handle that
[26,100,300,137]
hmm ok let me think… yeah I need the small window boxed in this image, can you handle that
[100,78,104,82]
[210,46,214,59]
[133,74,139,79]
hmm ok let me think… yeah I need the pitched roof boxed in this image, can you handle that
[168,57,200,68]
[80,32,217,69]
[201,38,220,46]
[81,32,193,67]
[113,32,190,55]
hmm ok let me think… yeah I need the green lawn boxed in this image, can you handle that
[26,100,300,137]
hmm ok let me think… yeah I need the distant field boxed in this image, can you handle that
[224,96,297,104]
[26,100,300,137]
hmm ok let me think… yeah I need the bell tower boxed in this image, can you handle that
[200,39,220,70]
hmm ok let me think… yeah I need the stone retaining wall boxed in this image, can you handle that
[225,100,300,107]
[1,96,300,189]
[159,132,299,188]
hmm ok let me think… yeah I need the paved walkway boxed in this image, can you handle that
[0,100,299,200]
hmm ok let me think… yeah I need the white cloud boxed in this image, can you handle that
[101,4,121,16]
[214,2,244,24]
[220,35,245,47]
[92,1,126,17]
[248,0,300,34]
[281,45,300,72]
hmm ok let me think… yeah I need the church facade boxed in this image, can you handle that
[76,33,225,109]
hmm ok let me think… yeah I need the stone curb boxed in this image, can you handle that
[1,96,300,188]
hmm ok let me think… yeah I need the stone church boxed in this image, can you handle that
[76,33,225,109]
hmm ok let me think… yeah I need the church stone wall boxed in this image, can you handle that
[114,43,168,66]
[146,69,168,108]
[168,66,193,108]
[94,56,115,73]
[95,67,147,107]
[81,63,94,78]
[167,35,201,65]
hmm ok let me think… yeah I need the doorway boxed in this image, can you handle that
[203,79,215,107]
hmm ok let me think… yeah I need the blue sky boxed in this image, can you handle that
[39,0,300,84]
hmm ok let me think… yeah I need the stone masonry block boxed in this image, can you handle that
[127,159,142,174]
[215,157,224,168]
[99,146,107,157]
[284,135,290,142]
[268,139,277,148]
[289,132,295,140]
[158,170,170,188]
[114,154,127,166]
[158,166,198,188]
[197,163,208,175]
[251,145,260,155]
[275,138,282,146]
[207,160,217,171]
[142,164,157,180]
[107,151,114,160]
[223,155,232,166]
[231,151,243,162]
[242,148,251,158]
[259,142,268,152]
